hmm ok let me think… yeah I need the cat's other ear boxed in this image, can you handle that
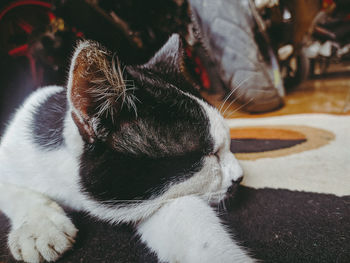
[67,40,127,143]
[141,34,200,96]
[142,34,183,78]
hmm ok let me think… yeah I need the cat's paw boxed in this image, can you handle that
[8,203,77,263]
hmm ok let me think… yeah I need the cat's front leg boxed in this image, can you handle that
[0,183,77,263]
[137,196,254,263]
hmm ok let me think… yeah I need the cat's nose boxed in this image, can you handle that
[233,176,243,184]
[227,177,243,195]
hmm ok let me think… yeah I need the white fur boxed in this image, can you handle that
[137,196,253,263]
[0,183,77,263]
[195,97,244,187]
[0,87,84,262]
[0,86,86,210]
[0,42,251,262]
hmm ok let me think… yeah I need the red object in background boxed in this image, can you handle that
[71,27,84,38]
[47,11,56,22]
[17,19,33,34]
[8,44,28,56]
[1,1,54,86]
[185,47,211,90]
[8,44,40,85]
[322,0,334,10]
[1,0,84,87]
[0,0,51,20]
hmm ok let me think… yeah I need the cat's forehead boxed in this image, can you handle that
[110,89,215,158]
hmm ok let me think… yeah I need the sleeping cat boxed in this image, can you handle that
[0,34,254,263]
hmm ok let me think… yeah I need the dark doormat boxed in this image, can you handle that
[1,186,349,263]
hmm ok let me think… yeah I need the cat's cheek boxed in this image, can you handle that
[200,156,223,192]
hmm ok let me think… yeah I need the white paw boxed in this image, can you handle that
[8,202,78,263]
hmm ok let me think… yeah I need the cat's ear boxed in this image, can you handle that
[142,34,183,76]
[67,40,128,143]
[141,34,201,96]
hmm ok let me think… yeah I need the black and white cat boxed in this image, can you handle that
[0,34,254,263]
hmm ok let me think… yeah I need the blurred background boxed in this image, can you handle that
[0,0,350,132]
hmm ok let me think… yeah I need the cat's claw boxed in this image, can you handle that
[8,204,77,263]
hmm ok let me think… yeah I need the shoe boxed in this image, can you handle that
[189,0,284,112]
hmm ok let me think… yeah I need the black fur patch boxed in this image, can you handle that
[32,88,67,150]
[80,145,206,201]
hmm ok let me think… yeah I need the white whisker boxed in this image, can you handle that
[224,97,254,118]
[221,91,246,117]
[218,77,252,114]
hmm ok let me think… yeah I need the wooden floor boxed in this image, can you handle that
[204,70,350,118]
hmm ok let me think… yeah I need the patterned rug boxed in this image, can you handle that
[228,114,350,196]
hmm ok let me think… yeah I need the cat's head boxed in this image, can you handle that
[67,35,243,217]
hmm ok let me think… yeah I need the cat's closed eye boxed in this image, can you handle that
[212,150,220,160]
